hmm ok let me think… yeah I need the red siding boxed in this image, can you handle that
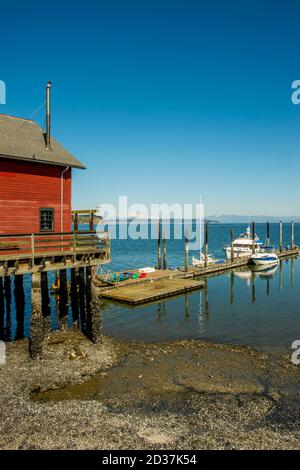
[0,158,72,234]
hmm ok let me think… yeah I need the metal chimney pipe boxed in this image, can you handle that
[46,81,52,149]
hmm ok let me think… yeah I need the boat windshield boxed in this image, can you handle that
[259,245,275,253]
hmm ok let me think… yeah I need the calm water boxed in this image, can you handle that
[1,223,299,353]
[102,258,299,353]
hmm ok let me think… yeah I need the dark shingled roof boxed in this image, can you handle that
[0,114,86,169]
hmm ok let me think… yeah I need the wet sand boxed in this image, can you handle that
[0,327,300,450]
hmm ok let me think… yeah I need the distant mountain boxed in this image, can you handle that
[207,215,300,223]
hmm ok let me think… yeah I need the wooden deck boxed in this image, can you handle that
[0,230,111,276]
[101,278,205,305]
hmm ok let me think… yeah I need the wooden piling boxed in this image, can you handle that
[0,277,4,336]
[86,266,102,343]
[185,229,189,272]
[205,222,209,267]
[14,275,25,340]
[230,228,234,263]
[252,221,255,254]
[4,277,11,321]
[29,272,44,359]
[279,221,283,253]
[291,221,295,250]
[78,267,86,329]
[89,211,94,231]
[41,271,50,317]
[55,270,59,287]
[70,268,79,323]
[74,212,79,231]
[163,235,167,270]
[59,269,68,319]
[158,219,162,270]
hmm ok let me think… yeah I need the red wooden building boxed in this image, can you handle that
[0,105,85,235]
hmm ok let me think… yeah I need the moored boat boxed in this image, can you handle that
[224,226,262,259]
[192,252,216,267]
[250,245,279,266]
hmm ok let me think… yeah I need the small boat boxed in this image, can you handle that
[192,252,216,267]
[250,245,279,266]
[138,267,156,274]
[97,270,141,285]
[224,226,262,259]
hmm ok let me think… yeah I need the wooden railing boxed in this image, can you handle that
[0,230,110,260]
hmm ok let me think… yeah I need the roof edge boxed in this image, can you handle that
[0,153,86,170]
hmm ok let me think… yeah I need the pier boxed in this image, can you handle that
[96,246,299,304]
[0,229,110,358]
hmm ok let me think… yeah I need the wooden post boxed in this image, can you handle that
[185,229,189,272]
[14,275,25,340]
[163,234,167,270]
[78,267,86,330]
[59,269,68,319]
[74,212,79,231]
[41,271,50,317]
[86,266,102,343]
[29,272,43,359]
[266,221,270,246]
[252,221,255,254]
[158,218,161,270]
[279,221,283,253]
[205,222,209,268]
[4,276,11,321]
[0,277,4,337]
[291,221,295,250]
[230,228,234,263]
[70,268,79,323]
[89,211,94,231]
[55,270,59,288]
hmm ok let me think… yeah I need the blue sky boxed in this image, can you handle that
[1,0,300,216]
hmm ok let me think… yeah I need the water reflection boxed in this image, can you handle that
[0,257,299,354]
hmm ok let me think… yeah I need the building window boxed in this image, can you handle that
[40,208,54,232]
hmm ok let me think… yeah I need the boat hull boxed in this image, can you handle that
[251,256,279,266]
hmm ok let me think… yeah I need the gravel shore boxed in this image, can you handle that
[0,327,299,450]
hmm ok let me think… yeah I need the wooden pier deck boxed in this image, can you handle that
[101,278,204,305]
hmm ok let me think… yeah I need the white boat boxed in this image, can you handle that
[138,267,156,274]
[250,245,279,266]
[224,226,262,259]
[192,252,216,267]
